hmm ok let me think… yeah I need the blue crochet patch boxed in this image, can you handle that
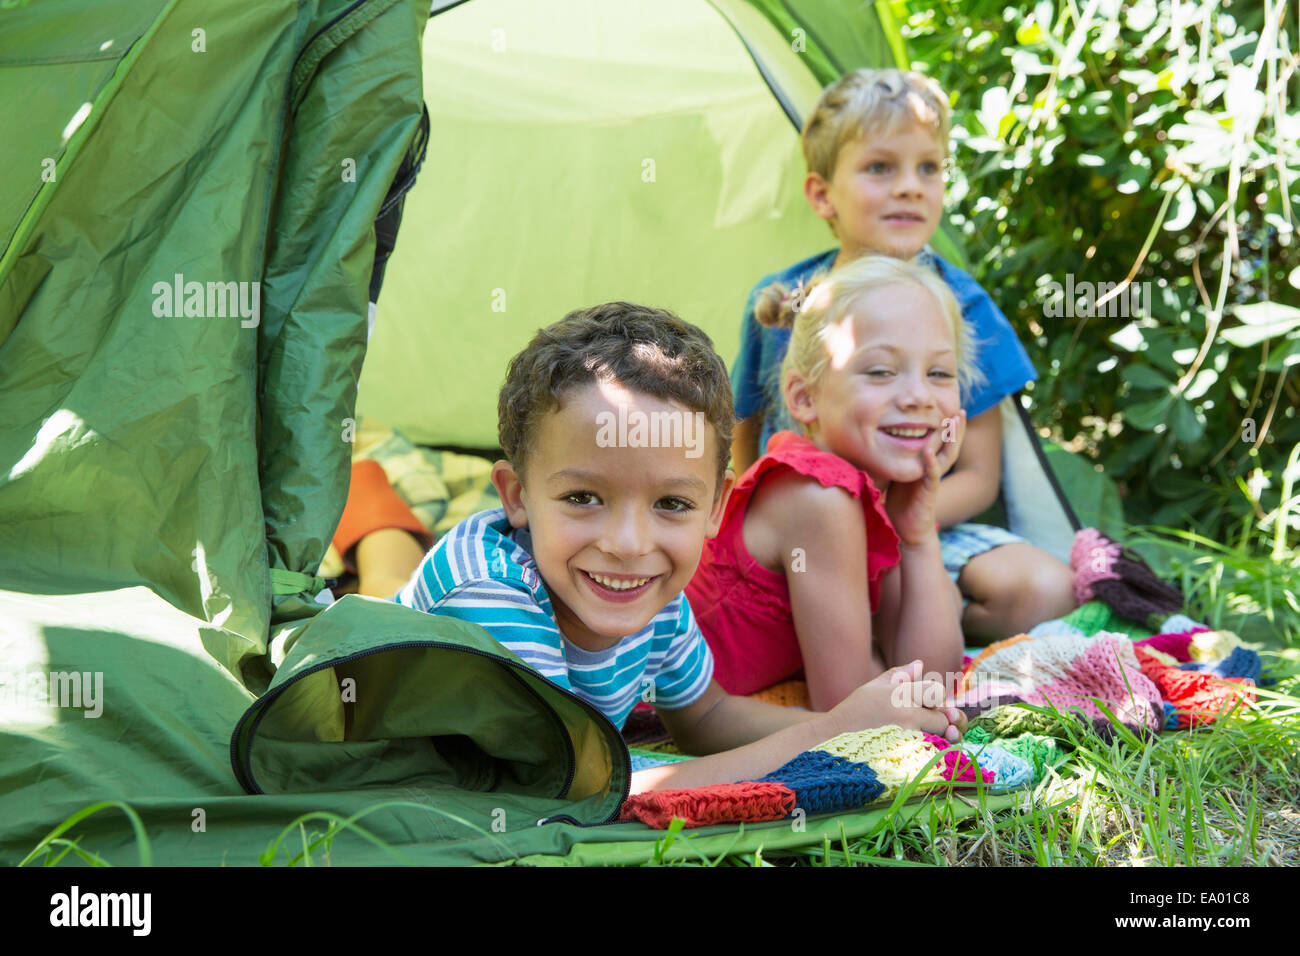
[1159,613,1205,634]
[1162,702,1180,730]
[758,750,884,814]
[1177,646,1262,684]
[959,742,1034,790]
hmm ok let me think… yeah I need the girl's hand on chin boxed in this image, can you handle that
[933,408,966,476]
[884,443,943,548]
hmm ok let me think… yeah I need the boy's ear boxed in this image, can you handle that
[804,171,836,223]
[784,373,818,427]
[490,459,530,529]
[704,469,737,539]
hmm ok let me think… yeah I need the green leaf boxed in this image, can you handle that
[1116,162,1150,194]
[1106,431,1161,476]
[1183,368,1219,401]
[1231,301,1300,326]
[1221,317,1300,347]
[1164,183,1196,231]
[1125,395,1175,430]
[1122,364,1175,390]
[1170,397,1205,443]
[1263,335,1300,371]
[1109,322,1147,352]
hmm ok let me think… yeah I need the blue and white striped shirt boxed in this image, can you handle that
[394,508,714,730]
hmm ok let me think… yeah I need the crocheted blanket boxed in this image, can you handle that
[620,600,1262,829]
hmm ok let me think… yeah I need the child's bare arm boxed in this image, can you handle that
[775,477,882,710]
[639,663,963,793]
[355,528,427,597]
[880,434,967,681]
[883,537,964,682]
[746,469,881,709]
[731,414,762,476]
[934,406,1001,528]
[657,680,822,757]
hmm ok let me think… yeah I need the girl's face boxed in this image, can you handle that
[786,282,961,488]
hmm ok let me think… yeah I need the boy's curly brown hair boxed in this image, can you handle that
[498,302,734,492]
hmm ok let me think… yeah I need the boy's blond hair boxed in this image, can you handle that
[763,256,984,412]
[801,68,951,183]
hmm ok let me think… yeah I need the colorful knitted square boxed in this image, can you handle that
[1062,601,1155,640]
[618,781,796,828]
[757,749,884,813]
[1069,528,1185,624]
[615,605,1264,830]
[964,631,1164,738]
[1134,646,1257,728]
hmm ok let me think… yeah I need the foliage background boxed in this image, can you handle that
[903,0,1299,553]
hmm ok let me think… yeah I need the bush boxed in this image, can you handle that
[905,0,1300,548]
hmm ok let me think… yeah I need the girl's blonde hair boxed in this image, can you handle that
[756,256,984,416]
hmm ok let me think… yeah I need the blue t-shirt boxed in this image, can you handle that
[731,248,1038,452]
[394,508,714,730]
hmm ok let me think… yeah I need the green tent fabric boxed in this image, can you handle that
[360,0,965,452]
[0,0,633,866]
[359,0,1098,564]
[1,0,1086,866]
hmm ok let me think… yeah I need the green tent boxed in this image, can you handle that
[362,0,1090,558]
[2,0,1050,867]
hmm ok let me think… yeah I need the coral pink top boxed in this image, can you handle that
[685,431,901,696]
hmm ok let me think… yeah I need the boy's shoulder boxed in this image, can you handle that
[431,506,544,594]
[430,509,693,636]
[919,247,982,291]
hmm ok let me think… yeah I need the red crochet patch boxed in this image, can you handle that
[1134,646,1256,728]
[619,781,796,829]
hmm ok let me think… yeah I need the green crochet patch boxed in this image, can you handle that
[1062,601,1155,639]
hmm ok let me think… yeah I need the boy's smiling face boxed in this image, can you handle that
[807,119,946,262]
[491,381,733,653]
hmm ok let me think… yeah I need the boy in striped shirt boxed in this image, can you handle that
[396,302,963,792]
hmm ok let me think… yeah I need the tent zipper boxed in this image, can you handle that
[291,0,370,78]
[231,638,631,821]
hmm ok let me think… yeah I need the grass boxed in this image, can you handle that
[736,524,1300,869]
[657,672,1298,868]
[16,525,1300,868]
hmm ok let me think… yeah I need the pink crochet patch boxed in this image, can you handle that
[1023,635,1163,733]
[1070,528,1121,603]
[1134,628,1209,663]
[921,732,996,785]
